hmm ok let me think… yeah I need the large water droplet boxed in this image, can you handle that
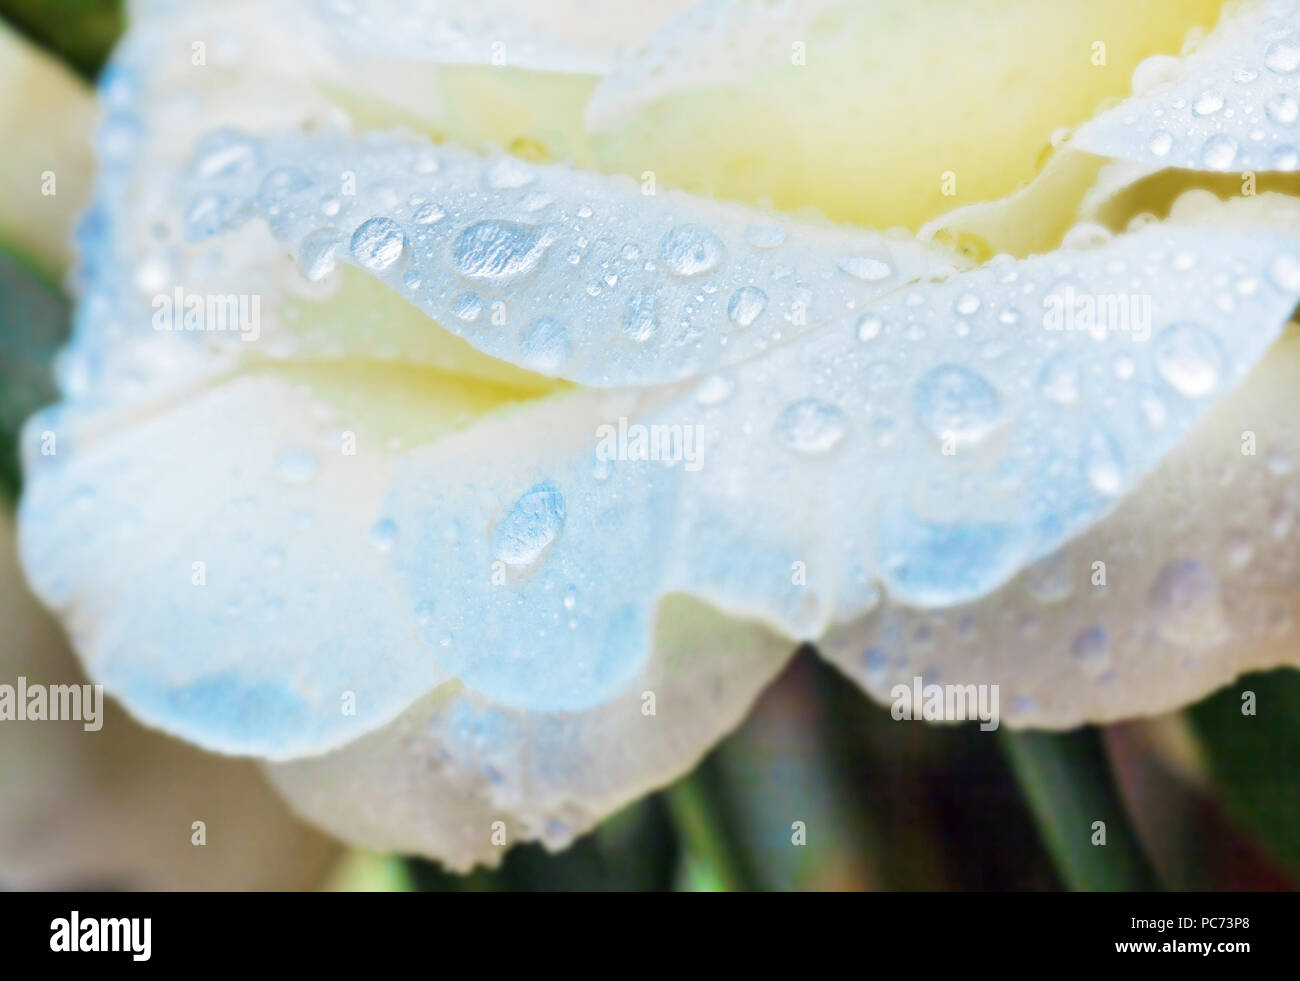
[1154,322,1224,398]
[1265,36,1300,74]
[350,217,405,271]
[726,286,767,328]
[773,399,847,454]
[913,365,1002,445]
[659,224,724,277]
[493,482,566,568]
[453,220,550,280]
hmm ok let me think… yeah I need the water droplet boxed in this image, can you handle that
[1225,530,1254,569]
[1200,133,1238,170]
[913,365,1002,445]
[350,217,405,271]
[493,481,566,568]
[659,224,724,277]
[256,167,312,213]
[190,128,260,179]
[695,374,734,406]
[744,224,786,249]
[1265,36,1300,74]
[1038,354,1081,406]
[453,220,550,280]
[726,286,767,327]
[954,293,981,316]
[486,157,535,189]
[1192,90,1224,115]
[1084,423,1125,495]
[518,317,570,373]
[837,255,893,282]
[856,314,883,342]
[1024,550,1074,602]
[1266,93,1300,125]
[452,292,482,321]
[1154,322,1224,397]
[622,288,659,342]
[275,447,319,484]
[1148,130,1174,157]
[1149,559,1225,647]
[1269,253,1300,292]
[562,585,578,611]
[412,202,445,224]
[1069,626,1111,676]
[368,518,398,551]
[299,228,342,281]
[773,399,847,454]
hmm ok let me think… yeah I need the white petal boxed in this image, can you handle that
[19,373,452,758]
[0,515,337,888]
[265,595,793,870]
[819,325,1300,727]
[1073,0,1300,172]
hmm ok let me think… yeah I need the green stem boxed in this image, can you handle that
[1000,727,1159,891]
[663,760,755,892]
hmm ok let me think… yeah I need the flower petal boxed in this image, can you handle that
[0,515,338,888]
[206,130,950,386]
[264,594,792,870]
[1073,0,1300,172]
[818,324,1300,727]
[19,372,455,758]
[582,0,1224,229]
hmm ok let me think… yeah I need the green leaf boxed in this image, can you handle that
[0,248,69,501]
[1001,727,1160,891]
[1187,667,1300,882]
[0,0,123,79]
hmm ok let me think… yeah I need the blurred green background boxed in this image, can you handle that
[1,0,1296,892]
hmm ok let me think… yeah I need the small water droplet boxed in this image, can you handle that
[412,202,445,224]
[1024,550,1074,602]
[954,293,981,316]
[1154,322,1224,397]
[1150,559,1225,647]
[744,224,785,249]
[299,228,342,281]
[452,292,482,321]
[837,255,893,282]
[1266,93,1300,125]
[773,399,847,454]
[1148,130,1174,157]
[276,447,319,484]
[518,317,570,372]
[695,374,734,406]
[913,365,1002,445]
[726,286,767,327]
[368,518,398,551]
[1192,89,1224,115]
[1069,626,1111,675]
[856,314,883,341]
[1200,133,1238,170]
[622,288,659,342]
[1084,423,1125,495]
[494,481,566,568]
[659,224,724,277]
[1269,253,1300,292]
